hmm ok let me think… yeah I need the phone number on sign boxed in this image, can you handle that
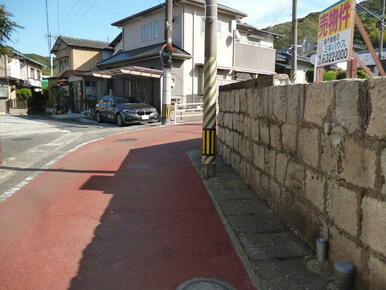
[319,48,348,66]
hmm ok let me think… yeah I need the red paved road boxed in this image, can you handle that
[0,124,254,290]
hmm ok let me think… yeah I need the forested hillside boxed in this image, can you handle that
[25,53,51,75]
[265,0,384,49]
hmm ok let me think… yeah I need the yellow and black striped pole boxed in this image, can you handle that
[202,0,217,178]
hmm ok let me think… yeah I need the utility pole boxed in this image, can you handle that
[202,0,217,178]
[45,0,53,76]
[380,0,385,60]
[291,0,298,82]
[161,0,173,124]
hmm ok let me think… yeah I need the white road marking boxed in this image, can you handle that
[0,137,104,202]
[0,123,169,202]
[0,122,178,202]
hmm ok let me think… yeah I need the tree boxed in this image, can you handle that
[16,88,32,101]
[0,5,22,54]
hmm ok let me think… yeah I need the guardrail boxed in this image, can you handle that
[172,102,203,124]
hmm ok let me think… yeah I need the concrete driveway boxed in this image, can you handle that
[0,115,159,201]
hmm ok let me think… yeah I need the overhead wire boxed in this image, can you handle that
[356,3,382,20]
[76,0,125,16]
[62,0,99,34]
[60,1,93,34]
[59,0,81,28]
[57,0,60,35]
[266,0,292,29]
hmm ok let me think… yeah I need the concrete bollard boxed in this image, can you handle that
[316,238,328,263]
[334,261,355,290]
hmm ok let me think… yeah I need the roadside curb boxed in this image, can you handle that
[187,149,332,290]
[187,150,261,290]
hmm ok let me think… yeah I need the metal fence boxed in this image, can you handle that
[172,102,203,124]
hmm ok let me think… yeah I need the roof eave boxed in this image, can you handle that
[97,52,191,68]
[237,23,283,38]
[181,0,246,17]
[112,3,164,27]
[112,0,246,27]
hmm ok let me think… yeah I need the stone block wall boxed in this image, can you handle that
[217,78,386,289]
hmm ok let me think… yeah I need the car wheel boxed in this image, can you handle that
[96,111,102,123]
[116,114,124,127]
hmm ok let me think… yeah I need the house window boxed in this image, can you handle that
[36,70,41,80]
[154,21,160,39]
[247,37,261,47]
[147,23,153,41]
[141,25,146,42]
[0,87,8,99]
[59,59,68,72]
[30,68,35,79]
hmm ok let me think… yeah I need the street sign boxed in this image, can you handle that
[316,0,355,67]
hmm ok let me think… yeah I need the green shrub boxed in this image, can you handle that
[306,69,314,83]
[357,68,369,79]
[336,70,346,80]
[16,88,32,101]
[323,70,337,81]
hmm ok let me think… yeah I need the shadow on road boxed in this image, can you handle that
[0,166,116,174]
[67,137,249,289]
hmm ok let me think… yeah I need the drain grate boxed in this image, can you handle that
[176,278,235,290]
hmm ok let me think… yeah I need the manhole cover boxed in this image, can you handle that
[116,138,138,142]
[176,278,235,290]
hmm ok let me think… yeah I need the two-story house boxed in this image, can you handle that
[48,36,113,112]
[0,50,45,114]
[95,0,281,111]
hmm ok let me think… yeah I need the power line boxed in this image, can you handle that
[62,0,99,34]
[356,3,382,20]
[76,0,125,16]
[59,0,81,28]
[57,0,60,35]
[267,0,292,28]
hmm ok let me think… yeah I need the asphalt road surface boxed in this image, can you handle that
[0,123,254,289]
[0,115,159,201]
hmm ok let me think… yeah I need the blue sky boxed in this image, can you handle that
[3,0,339,56]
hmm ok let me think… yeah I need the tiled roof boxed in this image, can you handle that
[110,33,123,47]
[51,36,113,53]
[237,22,283,38]
[276,49,312,64]
[12,50,46,67]
[98,43,191,67]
